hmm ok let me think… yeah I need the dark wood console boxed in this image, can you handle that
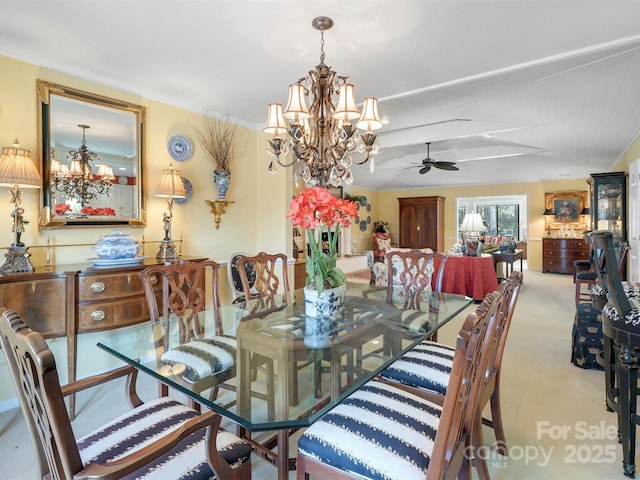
[542,237,589,274]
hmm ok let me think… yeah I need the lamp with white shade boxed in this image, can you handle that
[459,212,486,256]
[155,164,186,262]
[0,140,42,272]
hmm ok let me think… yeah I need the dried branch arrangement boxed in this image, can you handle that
[196,112,240,173]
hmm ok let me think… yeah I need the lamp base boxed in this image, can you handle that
[156,240,178,263]
[1,245,35,273]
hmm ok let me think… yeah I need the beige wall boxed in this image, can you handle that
[3,52,634,277]
[1,52,638,406]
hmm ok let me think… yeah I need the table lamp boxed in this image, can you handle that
[155,164,186,262]
[543,208,555,236]
[0,140,42,272]
[460,212,486,256]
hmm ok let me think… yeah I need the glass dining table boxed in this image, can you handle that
[97,281,472,480]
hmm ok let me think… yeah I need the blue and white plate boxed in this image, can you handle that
[174,177,193,204]
[167,134,193,162]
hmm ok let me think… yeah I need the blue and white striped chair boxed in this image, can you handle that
[378,272,522,480]
[296,291,503,480]
[0,308,252,480]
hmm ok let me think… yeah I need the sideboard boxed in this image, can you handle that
[0,257,204,418]
[542,237,589,274]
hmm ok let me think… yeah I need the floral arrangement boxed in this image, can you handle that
[81,206,116,216]
[287,187,358,294]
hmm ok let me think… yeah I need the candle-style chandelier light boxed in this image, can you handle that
[50,124,114,206]
[263,16,383,188]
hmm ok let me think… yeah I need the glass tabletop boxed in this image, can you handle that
[97,282,472,432]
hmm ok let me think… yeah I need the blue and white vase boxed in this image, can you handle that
[213,170,230,200]
[303,284,346,319]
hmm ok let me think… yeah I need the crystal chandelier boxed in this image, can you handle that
[264,16,383,188]
[50,124,114,206]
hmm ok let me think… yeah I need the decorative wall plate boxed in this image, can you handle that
[174,177,193,204]
[359,220,368,231]
[167,134,193,162]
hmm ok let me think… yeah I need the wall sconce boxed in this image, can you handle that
[155,165,186,261]
[543,208,555,236]
[0,140,42,272]
[205,199,233,230]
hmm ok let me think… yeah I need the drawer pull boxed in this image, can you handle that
[150,276,158,285]
[91,310,106,321]
[32,282,37,293]
[91,282,106,293]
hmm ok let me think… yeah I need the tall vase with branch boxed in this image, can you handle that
[196,112,241,200]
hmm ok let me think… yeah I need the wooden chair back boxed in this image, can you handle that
[588,231,632,318]
[139,259,222,342]
[384,249,448,310]
[427,290,503,479]
[0,307,86,479]
[236,252,290,299]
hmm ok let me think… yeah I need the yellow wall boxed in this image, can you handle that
[1,52,638,406]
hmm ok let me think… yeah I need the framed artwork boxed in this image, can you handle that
[544,190,588,231]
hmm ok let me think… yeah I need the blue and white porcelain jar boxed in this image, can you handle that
[92,229,139,259]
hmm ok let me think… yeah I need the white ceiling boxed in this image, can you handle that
[2,0,640,190]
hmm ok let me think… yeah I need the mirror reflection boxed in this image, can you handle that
[37,80,146,227]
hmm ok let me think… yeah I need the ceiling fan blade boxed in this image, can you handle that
[419,165,432,174]
[434,163,459,171]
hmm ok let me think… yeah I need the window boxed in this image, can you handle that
[457,195,527,242]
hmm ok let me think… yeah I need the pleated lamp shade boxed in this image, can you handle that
[156,165,186,198]
[0,140,41,188]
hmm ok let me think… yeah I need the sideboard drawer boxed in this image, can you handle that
[78,271,159,301]
[77,296,152,332]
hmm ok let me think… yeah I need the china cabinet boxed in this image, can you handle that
[589,172,627,244]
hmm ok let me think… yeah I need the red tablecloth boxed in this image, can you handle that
[435,254,499,301]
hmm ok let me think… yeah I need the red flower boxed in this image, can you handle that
[287,187,358,293]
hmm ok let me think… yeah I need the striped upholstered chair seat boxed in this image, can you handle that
[379,339,455,394]
[78,397,252,479]
[297,380,448,480]
[160,335,236,383]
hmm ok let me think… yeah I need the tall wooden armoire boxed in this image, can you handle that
[398,196,445,251]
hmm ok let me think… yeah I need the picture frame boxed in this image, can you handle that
[544,190,588,231]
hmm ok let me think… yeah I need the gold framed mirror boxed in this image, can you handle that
[37,80,146,228]
[544,190,588,231]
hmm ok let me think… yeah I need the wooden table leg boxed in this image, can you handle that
[277,429,290,480]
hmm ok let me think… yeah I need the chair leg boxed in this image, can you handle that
[471,416,491,480]
[603,333,615,412]
[616,344,638,478]
[489,376,508,456]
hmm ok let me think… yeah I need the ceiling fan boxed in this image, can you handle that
[417,142,459,174]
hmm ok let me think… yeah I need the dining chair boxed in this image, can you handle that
[575,240,628,306]
[139,260,237,401]
[378,272,522,480]
[588,230,640,478]
[0,307,253,480]
[236,251,290,299]
[227,252,259,304]
[359,249,448,368]
[296,290,503,480]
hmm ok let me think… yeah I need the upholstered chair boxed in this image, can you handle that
[296,291,503,480]
[0,308,252,480]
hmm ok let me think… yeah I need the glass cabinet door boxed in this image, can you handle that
[590,172,627,244]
